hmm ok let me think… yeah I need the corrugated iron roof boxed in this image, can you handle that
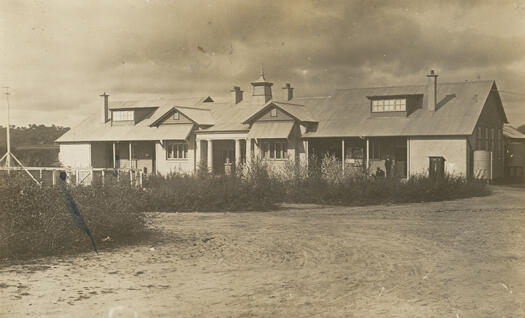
[108,97,210,109]
[175,106,215,126]
[504,124,525,139]
[197,97,262,132]
[148,106,215,126]
[57,80,505,143]
[247,121,294,139]
[242,100,317,124]
[300,80,504,137]
[56,113,194,142]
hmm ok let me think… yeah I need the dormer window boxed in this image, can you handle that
[173,112,180,120]
[113,110,134,121]
[371,98,406,112]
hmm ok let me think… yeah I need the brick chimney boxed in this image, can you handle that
[231,86,243,104]
[100,92,109,122]
[282,83,294,101]
[426,70,438,112]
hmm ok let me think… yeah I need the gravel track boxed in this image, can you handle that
[1,186,525,317]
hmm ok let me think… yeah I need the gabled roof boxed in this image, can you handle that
[242,100,317,124]
[150,106,215,126]
[503,124,525,139]
[55,113,194,142]
[176,106,215,126]
[300,80,503,138]
[195,97,263,132]
[57,79,507,143]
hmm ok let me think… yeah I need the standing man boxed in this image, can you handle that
[384,155,393,178]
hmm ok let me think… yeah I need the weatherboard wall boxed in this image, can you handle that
[154,135,196,175]
[58,143,92,169]
[408,137,467,177]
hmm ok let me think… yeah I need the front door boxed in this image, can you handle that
[212,140,235,174]
[132,141,155,174]
[223,149,234,175]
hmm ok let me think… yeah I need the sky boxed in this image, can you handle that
[1,0,525,127]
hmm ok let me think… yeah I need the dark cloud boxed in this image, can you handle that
[1,0,525,126]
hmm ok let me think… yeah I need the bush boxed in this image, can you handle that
[0,157,490,260]
[137,157,488,210]
[281,155,490,205]
[0,182,150,260]
[138,163,283,212]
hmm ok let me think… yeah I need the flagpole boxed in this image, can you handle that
[1,87,41,185]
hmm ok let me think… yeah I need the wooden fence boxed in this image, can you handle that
[0,167,145,187]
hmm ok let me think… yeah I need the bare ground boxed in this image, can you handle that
[1,186,525,317]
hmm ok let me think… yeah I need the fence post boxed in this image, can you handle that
[76,170,80,185]
[101,170,105,186]
[139,170,143,188]
[39,169,43,182]
[52,170,56,187]
[130,170,133,186]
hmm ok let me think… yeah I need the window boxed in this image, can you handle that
[112,110,134,121]
[166,142,188,160]
[270,108,277,117]
[371,99,406,112]
[261,141,287,159]
[173,112,180,120]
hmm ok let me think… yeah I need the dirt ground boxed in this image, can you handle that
[1,186,525,317]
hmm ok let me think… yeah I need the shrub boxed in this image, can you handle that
[0,159,490,260]
[0,182,150,260]
[283,171,489,206]
[137,163,283,212]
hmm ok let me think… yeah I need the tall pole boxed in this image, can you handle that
[0,87,40,185]
[3,87,11,168]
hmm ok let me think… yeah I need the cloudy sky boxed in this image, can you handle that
[1,0,525,127]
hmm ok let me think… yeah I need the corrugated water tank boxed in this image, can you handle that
[473,150,492,180]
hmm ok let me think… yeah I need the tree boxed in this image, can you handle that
[0,124,70,166]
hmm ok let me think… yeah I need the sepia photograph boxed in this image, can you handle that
[1,0,525,316]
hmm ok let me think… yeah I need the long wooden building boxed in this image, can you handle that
[56,71,508,179]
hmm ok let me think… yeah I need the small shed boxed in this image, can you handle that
[503,124,525,182]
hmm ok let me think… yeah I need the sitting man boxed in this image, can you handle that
[375,167,385,178]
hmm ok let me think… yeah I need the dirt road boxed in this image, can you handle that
[2,186,525,317]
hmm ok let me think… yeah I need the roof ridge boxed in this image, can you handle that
[174,105,211,111]
[109,96,208,103]
[272,100,305,106]
[293,95,331,99]
[336,80,495,92]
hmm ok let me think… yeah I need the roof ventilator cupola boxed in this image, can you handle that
[251,65,273,105]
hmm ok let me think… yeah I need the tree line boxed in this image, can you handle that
[0,125,70,166]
